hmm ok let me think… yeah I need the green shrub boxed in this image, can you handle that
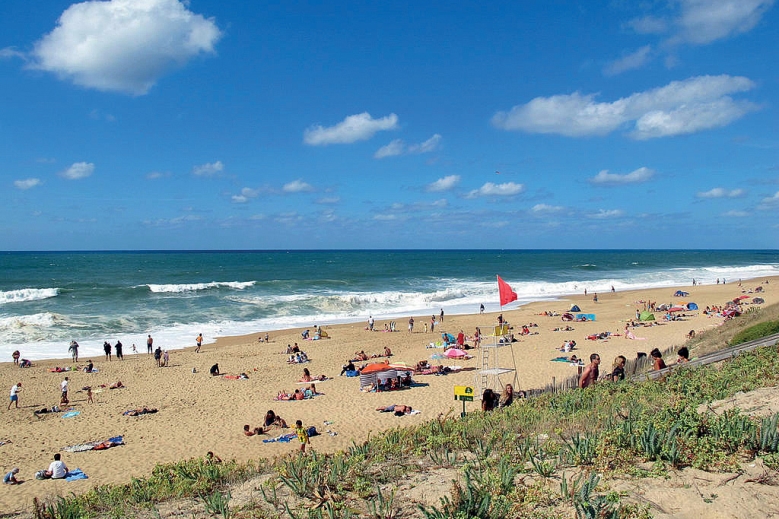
[730,320,779,345]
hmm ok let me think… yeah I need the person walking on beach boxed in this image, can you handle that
[408,317,414,333]
[368,316,374,331]
[154,346,162,367]
[8,382,21,410]
[480,303,485,314]
[430,315,436,333]
[103,341,112,361]
[295,420,310,453]
[61,377,69,401]
[163,350,169,367]
[579,354,600,389]
[147,335,153,354]
[195,333,203,353]
[115,340,123,360]
[68,341,79,362]
[440,308,444,322]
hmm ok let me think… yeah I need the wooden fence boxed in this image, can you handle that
[526,332,779,397]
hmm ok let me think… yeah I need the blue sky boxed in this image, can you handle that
[1,0,778,250]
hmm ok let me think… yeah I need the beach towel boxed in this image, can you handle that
[65,469,88,481]
[551,357,573,362]
[62,411,80,419]
[262,433,297,443]
[625,331,646,340]
[63,436,124,453]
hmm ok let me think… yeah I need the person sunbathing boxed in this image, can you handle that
[353,351,368,361]
[109,380,124,389]
[124,407,157,416]
[375,404,412,416]
[299,368,313,382]
[276,390,293,400]
[243,424,263,436]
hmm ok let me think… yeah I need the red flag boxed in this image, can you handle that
[497,275,517,306]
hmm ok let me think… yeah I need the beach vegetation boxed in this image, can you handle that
[20,304,779,518]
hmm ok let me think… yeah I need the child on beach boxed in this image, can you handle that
[87,387,93,404]
[295,420,310,453]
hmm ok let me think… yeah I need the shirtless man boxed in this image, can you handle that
[579,353,600,389]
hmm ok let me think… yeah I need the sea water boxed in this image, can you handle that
[1,250,777,361]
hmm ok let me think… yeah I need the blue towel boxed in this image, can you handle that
[62,411,80,419]
[65,468,88,481]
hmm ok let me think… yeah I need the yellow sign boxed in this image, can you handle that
[454,385,474,398]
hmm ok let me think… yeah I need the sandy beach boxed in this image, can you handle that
[0,278,775,512]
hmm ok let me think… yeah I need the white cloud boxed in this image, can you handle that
[590,167,655,185]
[0,47,26,59]
[283,180,314,193]
[304,112,398,146]
[374,134,441,159]
[317,197,340,204]
[531,203,564,213]
[192,161,223,177]
[760,191,779,205]
[231,187,260,203]
[676,0,775,45]
[723,210,749,217]
[604,45,653,76]
[427,175,460,192]
[627,15,668,34]
[60,162,94,180]
[492,75,758,139]
[29,0,221,96]
[374,139,405,158]
[697,187,746,198]
[466,182,524,198]
[14,178,41,190]
[588,209,625,219]
[146,171,171,179]
[408,134,442,154]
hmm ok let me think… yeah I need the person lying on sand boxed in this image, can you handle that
[109,381,124,389]
[123,407,158,416]
[353,351,368,361]
[375,404,413,416]
[243,424,263,436]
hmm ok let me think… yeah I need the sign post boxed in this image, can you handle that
[454,385,474,417]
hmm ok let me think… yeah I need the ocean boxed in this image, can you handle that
[1,250,778,361]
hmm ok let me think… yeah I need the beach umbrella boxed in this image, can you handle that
[444,348,469,358]
[360,363,393,374]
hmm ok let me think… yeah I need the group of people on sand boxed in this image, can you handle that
[243,410,289,436]
[350,347,393,363]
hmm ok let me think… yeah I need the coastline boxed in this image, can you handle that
[0,277,775,512]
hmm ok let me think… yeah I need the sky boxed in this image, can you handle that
[1,0,778,250]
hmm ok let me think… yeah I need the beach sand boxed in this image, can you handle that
[0,278,775,512]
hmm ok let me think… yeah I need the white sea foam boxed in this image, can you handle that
[0,287,59,304]
[2,262,777,362]
[147,281,256,293]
